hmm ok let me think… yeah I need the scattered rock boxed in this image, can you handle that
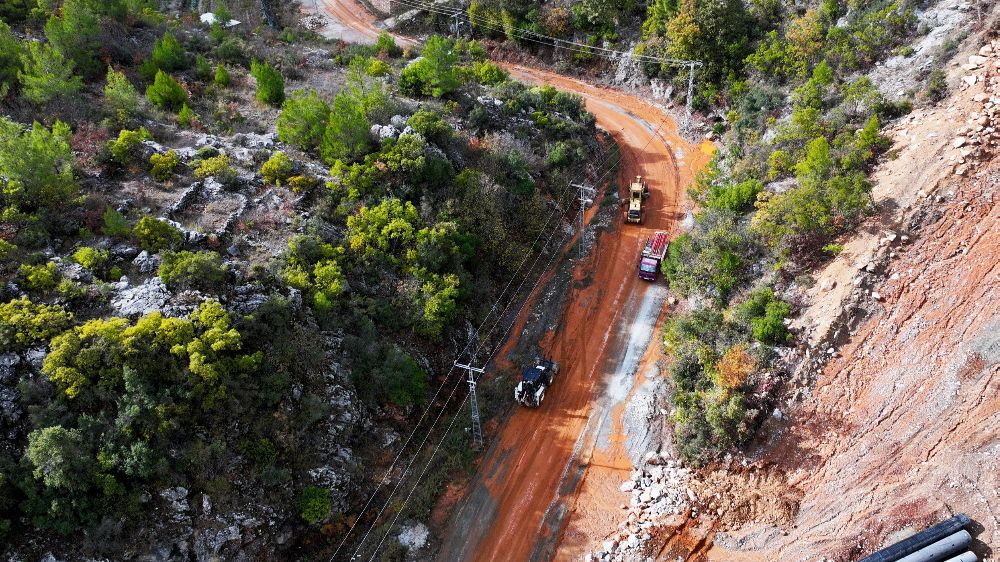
[398,523,430,551]
[111,277,171,317]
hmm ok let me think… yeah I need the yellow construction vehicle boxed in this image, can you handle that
[624,175,650,224]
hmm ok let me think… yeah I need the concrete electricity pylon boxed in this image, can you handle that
[454,361,486,449]
[572,183,597,258]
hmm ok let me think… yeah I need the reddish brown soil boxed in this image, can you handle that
[314,3,721,559]
[704,157,1000,561]
[436,67,712,562]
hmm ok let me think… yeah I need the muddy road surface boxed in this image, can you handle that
[310,3,713,559]
[441,66,711,562]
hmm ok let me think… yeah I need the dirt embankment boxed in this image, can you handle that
[698,39,1000,562]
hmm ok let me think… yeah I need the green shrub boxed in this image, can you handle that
[108,128,148,166]
[375,32,402,57]
[923,69,947,102]
[133,216,183,252]
[55,277,85,300]
[822,243,843,256]
[194,54,213,81]
[145,70,187,111]
[287,175,318,193]
[159,250,226,291]
[0,297,73,349]
[71,246,108,271]
[250,59,284,106]
[261,152,293,186]
[18,41,82,105]
[471,60,508,85]
[18,262,60,292]
[150,149,180,181]
[151,31,188,72]
[735,289,791,345]
[299,486,330,523]
[193,154,236,185]
[0,240,15,261]
[407,109,452,144]
[276,89,330,151]
[244,438,277,468]
[104,67,140,125]
[102,207,130,237]
[365,57,390,77]
[177,103,195,128]
[214,64,231,87]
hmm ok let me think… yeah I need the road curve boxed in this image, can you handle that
[310,2,713,559]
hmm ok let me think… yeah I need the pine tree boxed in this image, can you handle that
[18,41,82,105]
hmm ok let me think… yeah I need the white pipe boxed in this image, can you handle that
[895,531,972,562]
[940,552,977,562]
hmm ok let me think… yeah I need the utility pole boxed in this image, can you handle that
[572,183,596,259]
[454,361,486,449]
[685,62,696,130]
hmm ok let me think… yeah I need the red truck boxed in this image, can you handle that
[638,231,669,281]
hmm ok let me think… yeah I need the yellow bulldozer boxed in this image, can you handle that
[624,175,650,224]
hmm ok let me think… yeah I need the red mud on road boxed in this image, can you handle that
[436,67,713,562]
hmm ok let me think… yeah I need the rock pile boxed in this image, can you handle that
[585,452,691,562]
[954,41,1000,176]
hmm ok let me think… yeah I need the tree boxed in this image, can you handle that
[320,92,371,164]
[0,0,33,24]
[214,63,230,87]
[0,20,23,97]
[663,0,752,82]
[399,35,460,97]
[18,41,82,105]
[415,272,460,338]
[0,117,77,215]
[145,70,187,111]
[277,89,330,151]
[151,31,188,72]
[104,67,140,125]
[250,59,284,106]
[42,0,102,76]
[26,426,93,492]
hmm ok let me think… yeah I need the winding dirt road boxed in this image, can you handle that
[307,2,712,559]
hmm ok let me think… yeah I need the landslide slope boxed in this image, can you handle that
[707,37,1000,562]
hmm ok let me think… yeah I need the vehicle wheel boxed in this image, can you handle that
[538,390,545,404]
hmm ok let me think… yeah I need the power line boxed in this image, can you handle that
[389,0,703,122]
[329,127,629,561]
[390,0,701,68]
[360,126,664,562]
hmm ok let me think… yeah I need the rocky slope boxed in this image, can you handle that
[582,26,1000,562]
